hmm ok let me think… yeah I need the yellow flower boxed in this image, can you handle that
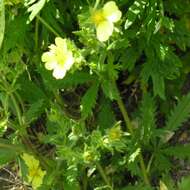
[108,125,122,141]
[22,153,46,190]
[91,1,122,42]
[83,151,94,163]
[41,37,74,79]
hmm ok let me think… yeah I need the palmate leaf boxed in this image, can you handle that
[165,93,190,132]
[0,0,5,49]
[141,38,181,99]
[81,81,99,119]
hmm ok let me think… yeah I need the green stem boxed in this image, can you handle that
[82,168,88,190]
[96,162,113,190]
[36,15,60,37]
[114,82,150,186]
[9,90,49,169]
[94,0,100,10]
[139,154,150,186]
[116,89,133,134]
[14,91,25,113]
[146,154,154,173]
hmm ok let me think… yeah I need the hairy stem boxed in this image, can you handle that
[36,15,60,37]
[114,82,150,186]
[96,162,113,190]
[3,78,49,169]
[82,168,88,190]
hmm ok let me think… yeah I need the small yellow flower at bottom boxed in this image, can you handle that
[22,153,46,190]
[28,166,46,190]
[91,1,122,42]
[41,37,74,79]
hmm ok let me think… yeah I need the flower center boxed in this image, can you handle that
[29,166,41,177]
[55,48,68,66]
[109,127,122,140]
[91,10,105,25]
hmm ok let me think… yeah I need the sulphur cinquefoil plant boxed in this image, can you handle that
[1,0,190,189]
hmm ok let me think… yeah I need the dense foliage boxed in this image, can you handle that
[1,0,190,189]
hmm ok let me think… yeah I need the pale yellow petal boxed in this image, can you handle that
[45,61,57,70]
[31,176,43,189]
[55,37,67,51]
[103,1,122,23]
[31,170,46,189]
[96,21,113,42]
[53,66,66,79]
[63,51,74,71]
[41,52,54,62]
[42,37,74,79]
[22,153,39,169]
[48,44,56,53]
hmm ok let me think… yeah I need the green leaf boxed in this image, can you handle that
[162,144,190,159]
[139,93,156,143]
[0,148,17,166]
[39,65,96,90]
[41,1,64,36]
[165,93,190,132]
[97,96,116,130]
[124,0,147,30]
[4,15,29,51]
[154,153,172,172]
[120,45,142,71]
[152,73,165,99]
[81,81,99,118]
[26,0,47,23]
[0,0,5,48]
[177,175,190,190]
[101,80,119,100]
[24,99,45,123]
[107,38,129,50]
[18,74,47,103]
[0,139,21,167]
[141,40,181,99]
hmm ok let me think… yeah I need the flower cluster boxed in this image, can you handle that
[91,1,122,42]
[22,153,46,189]
[41,37,74,79]
[41,2,121,77]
